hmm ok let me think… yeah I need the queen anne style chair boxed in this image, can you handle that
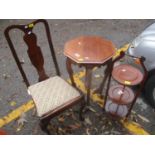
[4,19,85,134]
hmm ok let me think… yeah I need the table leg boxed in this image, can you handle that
[93,62,111,95]
[85,67,92,105]
[66,58,76,87]
[103,62,114,109]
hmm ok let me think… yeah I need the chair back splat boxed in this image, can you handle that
[4,19,60,87]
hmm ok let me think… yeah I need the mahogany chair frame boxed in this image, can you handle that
[4,19,85,134]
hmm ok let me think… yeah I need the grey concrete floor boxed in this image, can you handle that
[0,19,155,135]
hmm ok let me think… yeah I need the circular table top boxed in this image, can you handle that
[112,64,143,86]
[108,85,134,104]
[64,36,116,64]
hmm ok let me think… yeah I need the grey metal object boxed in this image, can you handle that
[127,22,155,71]
[127,22,155,107]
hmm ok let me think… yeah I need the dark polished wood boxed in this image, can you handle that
[64,36,116,105]
[66,58,76,87]
[126,56,148,117]
[93,60,112,95]
[102,53,147,118]
[85,66,92,105]
[24,32,49,82]
[102,52,126,109]
[4,19,86,134]
[4,19,60,87]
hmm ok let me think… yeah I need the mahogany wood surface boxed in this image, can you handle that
[4,19,85,134]
[4,19,60,87]
[64,36,116,64]
[64,36,116,105]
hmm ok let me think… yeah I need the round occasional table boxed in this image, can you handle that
[64,36,116,105]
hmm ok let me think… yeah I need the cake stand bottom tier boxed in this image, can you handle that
[105,101,128,117]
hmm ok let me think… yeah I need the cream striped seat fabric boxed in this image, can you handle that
[28,76,80,117]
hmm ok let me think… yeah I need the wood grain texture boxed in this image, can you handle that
[64,36,116,64]
[24,32,48,81]
[4,19,60,87]
[5,20,86,134]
